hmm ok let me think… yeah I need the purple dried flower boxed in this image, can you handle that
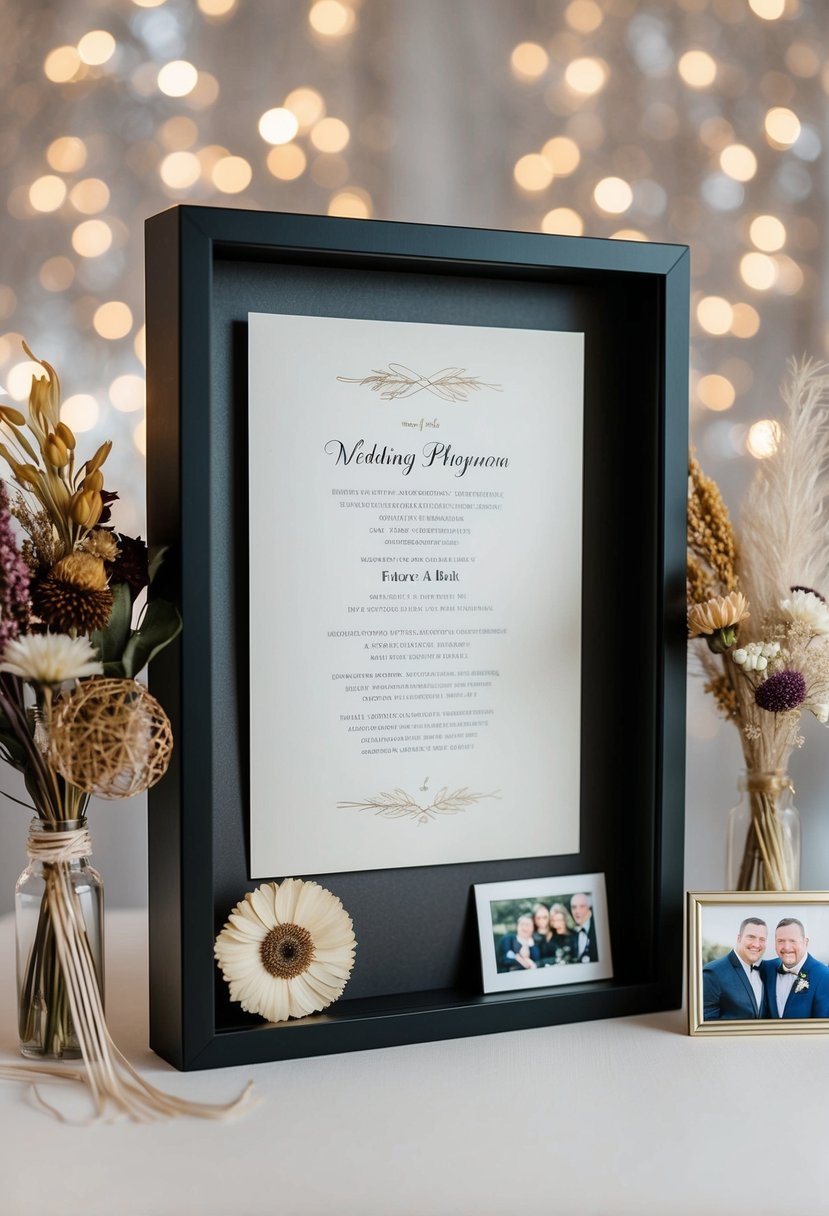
[0,480,30,650]
[755,669,807,714]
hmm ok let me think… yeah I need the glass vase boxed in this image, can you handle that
[725,771,801,892]
[15,818,104,1060]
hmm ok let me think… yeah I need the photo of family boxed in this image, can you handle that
[688,894,829,1035]
[493,893,597,973]
[475,873,613,994]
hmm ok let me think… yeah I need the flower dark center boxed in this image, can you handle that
[260,923,315,979]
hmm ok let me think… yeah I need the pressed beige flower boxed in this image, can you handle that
[0,633,102,684]
[688,591,750,639]
[779,589,829,637]
[80,529,120,562]
[215,879,356,1023]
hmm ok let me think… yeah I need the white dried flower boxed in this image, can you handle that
[733,648,748,666]
[215,879,356,1023]
[779,590,829,637]
[0,633,102,685]
[809,703,829,724]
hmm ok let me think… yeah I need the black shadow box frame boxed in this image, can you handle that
[144,204,689,1071]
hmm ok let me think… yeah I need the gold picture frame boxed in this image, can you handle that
[688,891,829,1035]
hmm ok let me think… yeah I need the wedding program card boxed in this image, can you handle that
[248,312,584,877]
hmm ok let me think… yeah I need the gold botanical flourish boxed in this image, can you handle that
[337,784,501,825]
[337,363,502,402]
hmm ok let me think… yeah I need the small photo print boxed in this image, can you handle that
[474,873,613,993]
[688,892,829,1035]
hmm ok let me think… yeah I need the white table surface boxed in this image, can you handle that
[2,907,829,1216]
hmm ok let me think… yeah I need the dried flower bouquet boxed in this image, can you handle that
[0,346,248,1119]
[688,359,829,891]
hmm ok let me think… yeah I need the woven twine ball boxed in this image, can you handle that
[50,677,173,798]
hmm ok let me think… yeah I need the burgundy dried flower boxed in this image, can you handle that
[0,480,30,648]
[755,669,807,714]
[98,489,119,526]
[107,532,149,597]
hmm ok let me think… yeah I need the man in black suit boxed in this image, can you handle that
[570,892,598,963]
[702,916,768,1020]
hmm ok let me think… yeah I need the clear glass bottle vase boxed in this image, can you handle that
[15,818,104,1060]
[725,771,801,892]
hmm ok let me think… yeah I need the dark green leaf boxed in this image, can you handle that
[121,598,182,678]
[148,544,169,586]
[91,581,133,665]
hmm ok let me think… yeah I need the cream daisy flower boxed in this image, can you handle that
[214,879,356,1023]
[0,633,103,685]
[779,589,829,637]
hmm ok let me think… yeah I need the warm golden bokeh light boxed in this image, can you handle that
[765,106,801,147]
[785,43,819,77]
[747,419,781,459]
[158,116,198,150]
[94,301,133,339]
[310,117,350,153]
[160,150,202,189]
[697,296,734,335]
[719,144,758,182]
[44,46,83,83]
[39,256,75,292]
[134,326,146,366]
[730,302,761,338]
[61,394,99,432]
[72,219,113,257]
[510,42,549,81]
[565,0,603,33]
[6,361,44,402]
[328,189,373,219]
[69,178,110,214]
[133,418,147,456]
[77,30,116,66]
[748,0,785,17]
[266,144,307,180]
[157,60,198,97]
[775,255,804,295]
[611,229,648,241]
[513,153,554,191]
[47,136,87,172]
[740,252,778,290]
[698,374,736,411]
[678,50,717,88]
[309,0,355,37]
[541,208,584,236]
[110,373,145,412]
[258,107,299,145]
[749,214,786,252]
[593,177,633,214]
[541,136,580,176]
[187,71,220,108]
[564,57,607,95]
[29,176,67,213]
[284,87,325,131]
[211,155,252,192]
[197,0,238,14]
[131,0,166,7]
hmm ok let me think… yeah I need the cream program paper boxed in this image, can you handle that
[248,312,583,877]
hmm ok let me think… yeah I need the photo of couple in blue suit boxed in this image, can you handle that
[703,914,829,1020]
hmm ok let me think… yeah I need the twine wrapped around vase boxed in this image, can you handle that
[7,823,253,1123]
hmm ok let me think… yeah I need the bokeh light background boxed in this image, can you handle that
[2,0,829,899]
